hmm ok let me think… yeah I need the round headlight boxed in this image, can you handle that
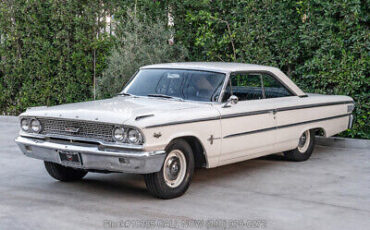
[113,127,126,142]
[21,119,29,131]
[128,129,143,144]
[31,119,41,133]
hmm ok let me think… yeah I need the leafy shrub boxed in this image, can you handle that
[173,0,369,139]
[0,0,368,138]
[0,0,114,114]
[294,0,369,138]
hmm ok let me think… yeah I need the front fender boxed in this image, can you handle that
[142,119,222,168]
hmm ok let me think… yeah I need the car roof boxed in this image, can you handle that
[141,62,279,73]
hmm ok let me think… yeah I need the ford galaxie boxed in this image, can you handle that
[15,62,354,199]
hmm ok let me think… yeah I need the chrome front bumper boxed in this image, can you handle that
[15,136,166,174]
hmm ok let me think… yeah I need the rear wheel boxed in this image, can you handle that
[284,130,315,161]
[44,161,88,181]
[144,139,194,199]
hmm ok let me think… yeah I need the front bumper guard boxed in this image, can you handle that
[15,136,166,174]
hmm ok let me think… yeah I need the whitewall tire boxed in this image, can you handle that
[144,139,194,199]
[284,130,315,161]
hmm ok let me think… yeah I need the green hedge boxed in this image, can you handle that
[0,0,115,113]
[0,0,368,138]
[172,0,369,139]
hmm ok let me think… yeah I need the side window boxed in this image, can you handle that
[223,73,263,102]
[262,74,293,98]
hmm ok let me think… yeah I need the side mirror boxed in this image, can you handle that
[223,95,239,108]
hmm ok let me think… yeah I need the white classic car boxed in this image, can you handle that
[15,62,354,199]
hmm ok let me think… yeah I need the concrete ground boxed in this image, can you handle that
[0,116,369,230]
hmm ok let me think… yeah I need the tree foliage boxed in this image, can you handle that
[0,0,368,138]
[96,10,188,98]
[172,0,369,138]
[0,0,114,113]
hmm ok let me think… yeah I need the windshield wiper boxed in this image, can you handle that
[147,94,183,101]
[117,92,133,96]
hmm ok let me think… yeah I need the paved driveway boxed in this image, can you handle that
[0,117,369,230]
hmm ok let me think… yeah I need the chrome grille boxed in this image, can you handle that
[38,118,115,142]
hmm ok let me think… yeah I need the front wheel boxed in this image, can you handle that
[44,161,88,181]
[144,139,194,199]
[284,130,315,161]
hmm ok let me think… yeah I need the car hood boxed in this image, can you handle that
[21,96,205,124]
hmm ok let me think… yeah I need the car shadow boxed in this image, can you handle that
[259,153,286,161]
[56,153,287,199]
[54,173,151,199]
[192,153,287,183]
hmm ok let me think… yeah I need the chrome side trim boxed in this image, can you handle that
[220,100,354,119]
[220,109,272,119]
[224,113,351,139]
[145,101,354,128]
[145,116,220,129]
[275,100,354,112]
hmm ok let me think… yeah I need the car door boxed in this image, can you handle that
[215,72,278,166]
[258,73,299,153]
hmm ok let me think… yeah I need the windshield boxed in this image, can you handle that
[122,69,226,102]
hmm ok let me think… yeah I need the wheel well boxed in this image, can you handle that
[313,127,326,137]
[170,136,207,168]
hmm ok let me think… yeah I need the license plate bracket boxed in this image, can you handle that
[59,150,82,166]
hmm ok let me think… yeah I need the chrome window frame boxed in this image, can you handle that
[219,70,297,103]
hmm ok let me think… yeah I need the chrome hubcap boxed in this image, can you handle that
[163,150,187,188]
[298,130,310,153]
[299,134,307,147]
